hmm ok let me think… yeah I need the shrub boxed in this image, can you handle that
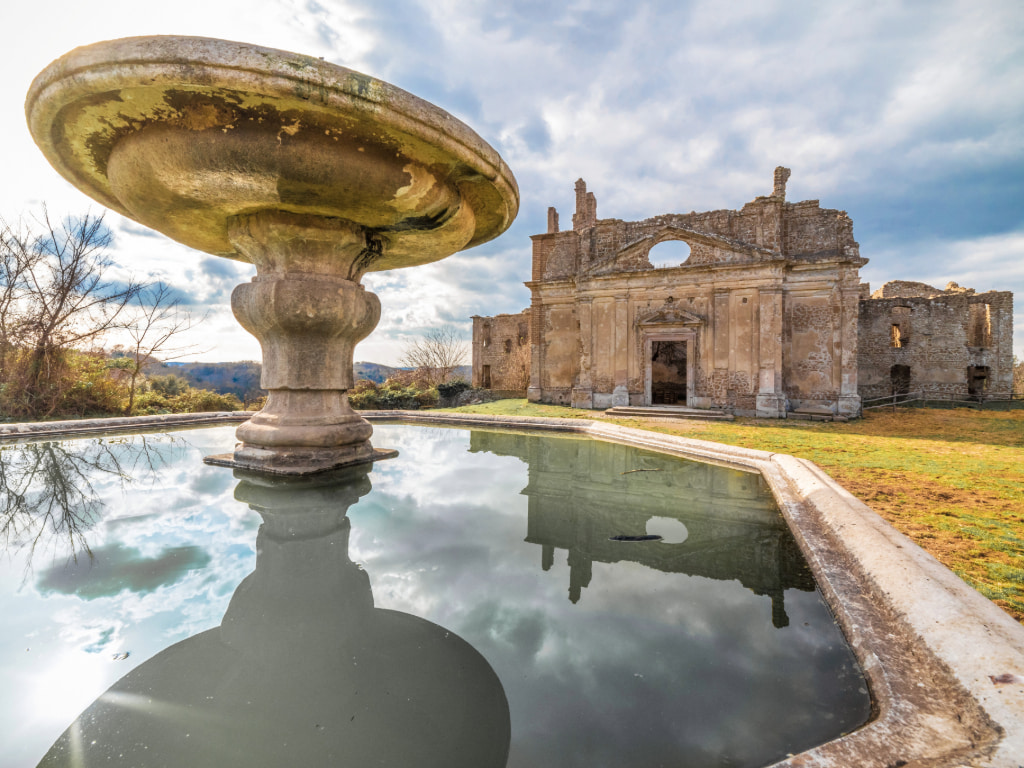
[131,390,173,415]
[437,380,471,407]
[167,388,243,413]
[348,377,438,410]
[148,374,191,397]
[0,349,125,419]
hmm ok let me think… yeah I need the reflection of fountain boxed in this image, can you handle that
[37,465,510,767]
[470,431,814,626]
[27,37,518,475]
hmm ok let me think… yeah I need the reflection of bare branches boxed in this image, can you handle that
[0,433,187,577]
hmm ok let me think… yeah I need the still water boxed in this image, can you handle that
[0,424,870,767]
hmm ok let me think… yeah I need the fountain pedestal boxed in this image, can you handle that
[26,35,518,475]
[209,211,395,473]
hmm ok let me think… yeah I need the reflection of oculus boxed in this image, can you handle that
[38,465,510,767]
[470,431,814,626]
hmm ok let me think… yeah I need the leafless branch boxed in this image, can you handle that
[400,325,468,387]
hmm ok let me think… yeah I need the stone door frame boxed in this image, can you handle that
[643,330,696,407]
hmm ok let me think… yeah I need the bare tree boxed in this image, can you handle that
[121,283,205,415]
[0,209,143,418]
[0,217,38,385]
[400,325,468,387]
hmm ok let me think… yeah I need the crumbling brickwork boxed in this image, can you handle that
[858,282,1014,399]
[471,310,531,392]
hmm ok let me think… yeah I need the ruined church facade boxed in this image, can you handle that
[524,168,864,417]
[472,169,1014,416]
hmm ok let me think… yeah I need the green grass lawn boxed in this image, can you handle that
[440,399,1024,623]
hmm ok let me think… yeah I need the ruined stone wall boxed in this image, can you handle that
[521,170,864,416]
[870,280,948,300]
[471,310,531,390]
[538,193,857,284]
[530,232,577,282]
[781,201,858,259]
[858,284,1014,399]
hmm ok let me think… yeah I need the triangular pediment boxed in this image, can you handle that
[636,304,705,326]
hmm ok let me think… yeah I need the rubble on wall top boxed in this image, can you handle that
[870,280,982,300]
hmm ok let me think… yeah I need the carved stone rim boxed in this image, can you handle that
[26,35,519,258]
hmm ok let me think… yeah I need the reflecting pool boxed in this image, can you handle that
[0,424,870,767]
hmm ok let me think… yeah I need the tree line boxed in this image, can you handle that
[0,210,241,421]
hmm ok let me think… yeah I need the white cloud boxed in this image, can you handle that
[1,0,1020,361]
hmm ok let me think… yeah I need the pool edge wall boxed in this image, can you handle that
[3,410,1022,766]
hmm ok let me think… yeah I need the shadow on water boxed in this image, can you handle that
[35,464,511,768]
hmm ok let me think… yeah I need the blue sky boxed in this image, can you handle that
[3,0,1022,363]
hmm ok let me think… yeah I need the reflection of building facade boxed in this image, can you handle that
[469,430,814,627]
[471,169,1013,416]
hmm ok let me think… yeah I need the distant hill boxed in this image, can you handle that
[353,361,403,383]
[143,360,470,397]
[145,360,263,403]
[353,363,472,383]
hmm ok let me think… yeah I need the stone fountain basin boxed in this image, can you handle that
[25,35,518,269]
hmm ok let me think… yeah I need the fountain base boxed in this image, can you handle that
[204,445,398,476]
[206,388,398,475]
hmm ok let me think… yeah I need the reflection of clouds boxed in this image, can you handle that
[36,542,211,600]
[351,426,868,768]
[0,427,258,765]
[368,425,528,511]
[58,618,126,655]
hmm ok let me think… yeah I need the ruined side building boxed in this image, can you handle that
[858,281,1013,400]
[470,310,530,391]
[472,169,1014,416]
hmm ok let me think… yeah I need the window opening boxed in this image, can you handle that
[968,304,992,348]
[967,366,990,396]
[648,240,692,269]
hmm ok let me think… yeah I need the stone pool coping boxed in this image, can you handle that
[3,410,1022,766]
[0,411,251,443]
